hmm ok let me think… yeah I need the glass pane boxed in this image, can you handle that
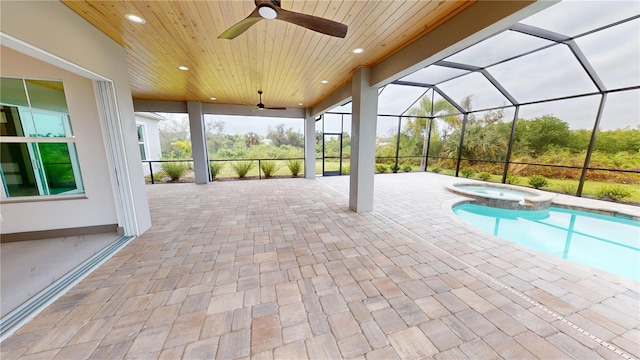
[521,1,640,37]
[427,116,462,175]
[323,113,343,133]
[137,125,145,142]
[403,90,433,117]
[438,72,512,111]
[575,19,640,91]
[0,105,30,137]
[376,116,399,162]
[461,107,515,162]
[431,91,462,116]
[323,134,341,158]
[31,109,72,137]
[399,116,427,157]
[400,65,469,85]
[514,95,601,166]
[378,84,428,115]
[0,143,39,197]
[38,143,83,195]
[0,78,28,107]
[342,115,352,161]
[584,90,640,201]
[489,45,598,103]
[593,90,639,157]
[398,116,428,171]
[331,101,352,113]
[139,144,147,160]
[25,80,68,113]
[446,30,553,67]
[316,117,323,165]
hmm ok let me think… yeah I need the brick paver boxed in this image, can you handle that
[1,173,638,359]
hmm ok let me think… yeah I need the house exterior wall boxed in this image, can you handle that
[135,114,162,176]
[0,47,119,234]
[0,1,152,235]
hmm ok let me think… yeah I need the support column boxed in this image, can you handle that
[187,101,209,184]
[304,109,316,179]
[350,68,378,212]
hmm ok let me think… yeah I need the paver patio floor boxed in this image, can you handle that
[1,173,638,359]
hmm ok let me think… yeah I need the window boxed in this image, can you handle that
[0,78,84,198]
[136,124,147,160]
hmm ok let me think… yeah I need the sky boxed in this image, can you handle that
[157,1,639,135]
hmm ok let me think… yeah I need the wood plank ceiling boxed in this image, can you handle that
[61,0,474,109]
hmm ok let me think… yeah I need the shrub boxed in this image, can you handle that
[161,162,187,181]
[231,161,255,178]
[430,167,442,174]
[478,172,491,181]
[402,164,412,172]
[390,164,400,172]
[505,174,520,185]
[286,159,302,177]
[375,164,388,173]
[528,175,549,189]
[260,160,279,178]
[209,162,224,179]
[596,185,633,201]
[342,165,350,175]
[459,167,475,178]
[559,184,577,194]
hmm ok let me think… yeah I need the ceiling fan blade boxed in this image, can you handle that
[276,8,347,38]
[218,8,263,39]
[265,107,287,110]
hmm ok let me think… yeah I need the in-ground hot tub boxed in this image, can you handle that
[446,182,553,210]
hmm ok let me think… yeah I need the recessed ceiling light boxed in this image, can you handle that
[352,48,364,54]
[298,103,303,106]
[210,97,217,101]
[321,80,328,84]
[125,14,146,24]
[178,65,189,71]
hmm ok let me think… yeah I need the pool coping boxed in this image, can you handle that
[446,182,554,210]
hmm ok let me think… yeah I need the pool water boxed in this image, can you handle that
[455,185,533,200]
[453,204,640,280]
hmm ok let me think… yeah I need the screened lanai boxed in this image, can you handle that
[321,1,639,202]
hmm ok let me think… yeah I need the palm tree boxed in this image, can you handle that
[406,95,462,170]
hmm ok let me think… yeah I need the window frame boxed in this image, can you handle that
[0,77,85,199]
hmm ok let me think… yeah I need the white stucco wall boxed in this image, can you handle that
[0,1,152,234]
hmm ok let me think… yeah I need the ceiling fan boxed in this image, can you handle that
[255,90,286,111]
[219,0,348,39]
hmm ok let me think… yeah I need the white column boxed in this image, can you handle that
[187,101,209,184]
[349,68,378,212]
[304,109,316,179]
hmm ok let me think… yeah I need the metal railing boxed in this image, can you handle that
[143,157,305,184]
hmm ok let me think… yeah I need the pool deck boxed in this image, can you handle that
[1,172,638,359]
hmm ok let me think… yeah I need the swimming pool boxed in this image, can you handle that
[453,203,640,280]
